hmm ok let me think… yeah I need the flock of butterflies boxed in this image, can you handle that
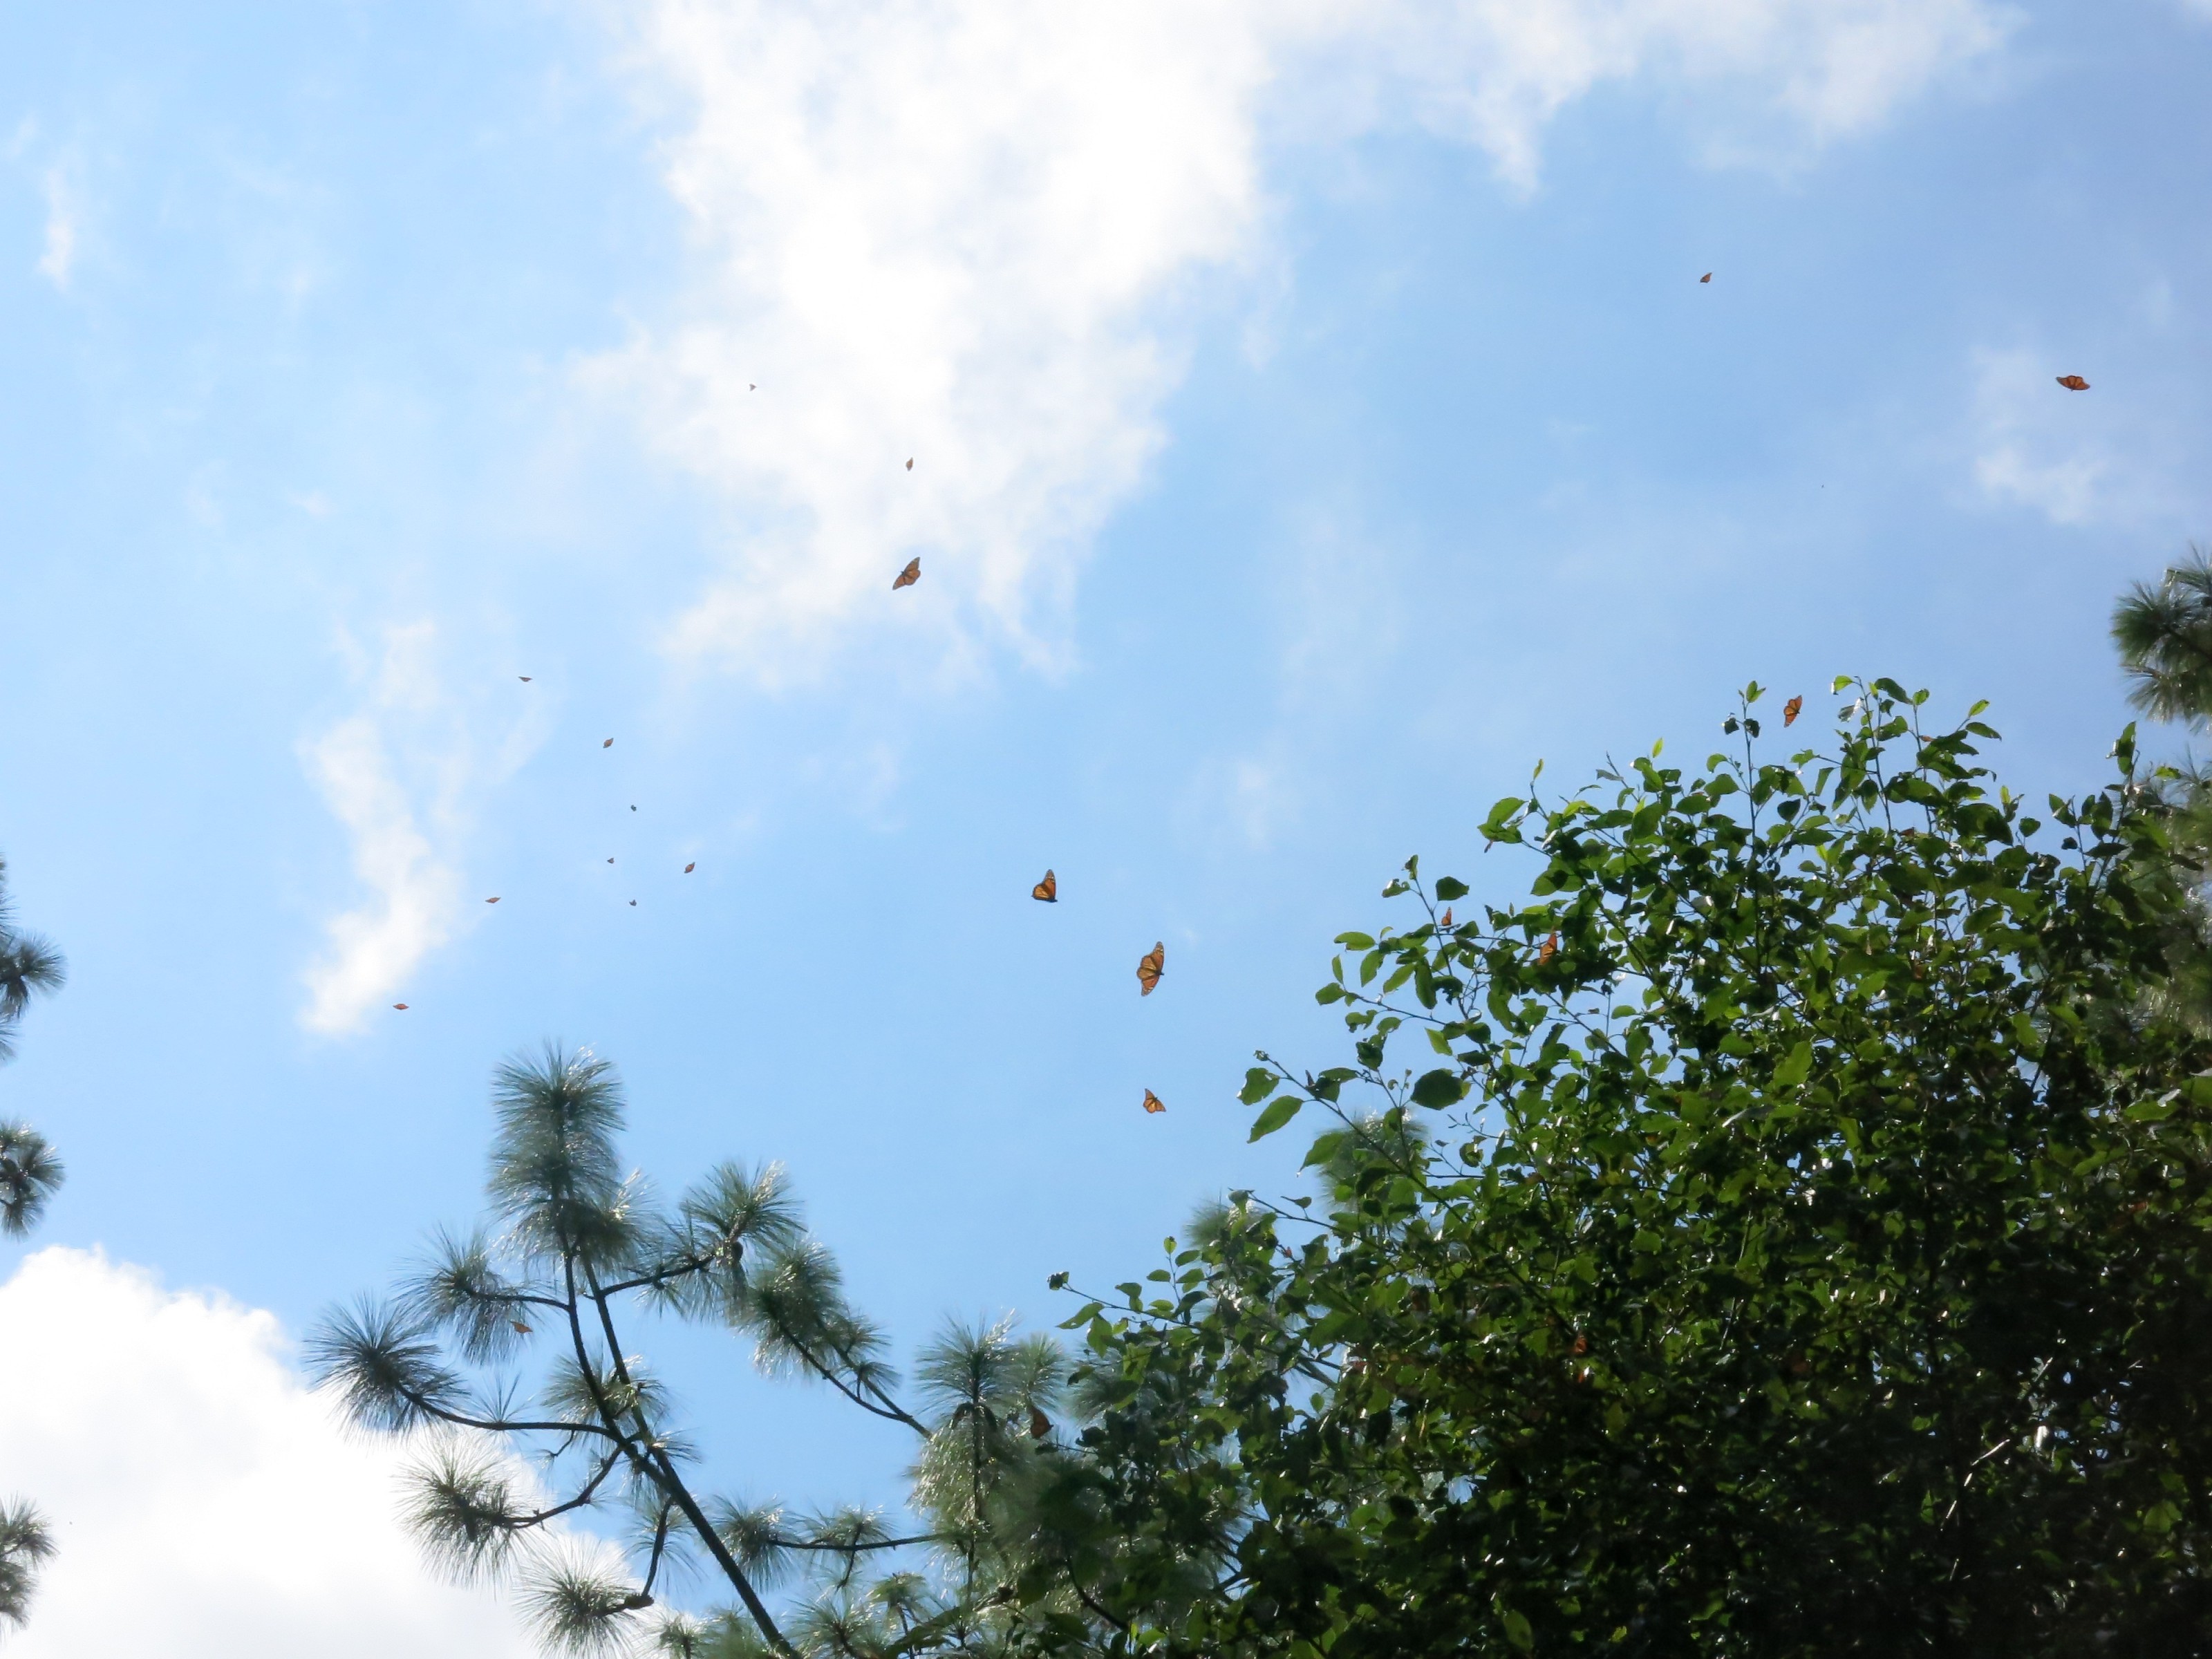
[394,319,2098,1109]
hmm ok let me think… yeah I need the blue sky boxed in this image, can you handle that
[3,1,2211,1651]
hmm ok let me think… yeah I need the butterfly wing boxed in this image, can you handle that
[1142,1089,1166,1114]
[1137,942,1165,994]
[2056,375,2090,391]
[1032,869,1057,902]
[1783,695,1803,727]
[1537,932,1557,965]
[893,558,921,590]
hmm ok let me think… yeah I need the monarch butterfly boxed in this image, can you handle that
[1783,695,1803,727]
[1137,941,1165,995]
[1439,907,1453,929]
[393,1003,409,1010]
[684,862,697,874]
[906,458,914,471]
[1143,1089,1166,1114]
[2056,375,2090,391]
[486,897,500,904]
[893,558,921,590]
[1699,272,1712,283]
[1029,1407,1053,1438]
[512,1320,532,1336]
[603,738,614,749]
[1032,869,1057,902]
[1537,932,1557,965]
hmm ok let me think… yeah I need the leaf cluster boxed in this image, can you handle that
[1048,682,2212,1657]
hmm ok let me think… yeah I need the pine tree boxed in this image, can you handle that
[0,854,64,1630]
[310,1045,1080,1658]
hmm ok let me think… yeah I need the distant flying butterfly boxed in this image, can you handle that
[1143,1089,1166,1114]
[684,862,696,874]
[603,738,614,748]
[393,1003,409,1010]
[1783,695,1803,727]
[1700,272,1712,283]
[511,1320,532,1335]
[630,900,637,906]
[1032,869,1058,903]
[893,558,921,590]
[1537,932,1558,965]
[608,857,615,863]
[906,458,914,471]
[486,897,500,904]
[518,675,532,682]
[1137,941,1165,995]
[2056,375,2090,391]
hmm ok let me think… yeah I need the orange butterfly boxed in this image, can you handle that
[1029,1406,1053,1439]
[1783,695,1803,727]
[906,458,914,471]
[486,897,500,904]
[511,1320,532,1336]
[1699,272,1712,283]
[2056,375,2090,391]
[603,738,614,749]
[684,862,696,874]
[1537,932,1558,965]
[393,1002,409,1010]
[893,558,921,590]
[1137,941,1165,995]
[1439,907,1453,929]
[1142,1089,1166,1114]
[1032,869,1058,902]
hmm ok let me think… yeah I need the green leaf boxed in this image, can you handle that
[1501,1609,1534,1651]
[1410,1069,1466,1109]
[1250,1096,1304,1141]
[1239,1067,1277,1106]
[1774,1040,1814,1089]
[1434,877,1469,901]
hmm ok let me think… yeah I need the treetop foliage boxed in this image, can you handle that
[1041,679,2212,1657]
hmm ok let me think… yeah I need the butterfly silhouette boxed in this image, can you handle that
[1783,695,1803,727]
[486,897,500,904]
[1032,869,1057,902]
[2056,375,2090,391]
[518,676,532,682]
[1137,942,1165,995]
[512,1320,532,1335]
[1029,1407,1053,1439]
[684,862,697,874]
[906,458,914,471]
[1700,272,1712,283]
[393,1003,409,1011]
[603,738,614,749]
[1142,1089,1166,1114]
[1537,932,1558,965]
[893,558,921,590]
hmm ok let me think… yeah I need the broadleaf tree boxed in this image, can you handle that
[310,1045,1077,1659]
[1031,680,2212,1656]
[0,854,65,1631]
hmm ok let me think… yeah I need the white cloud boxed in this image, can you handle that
[593,0,2007,679]
[299,622,543,1033]
[0,1248,538,1658]
[36,166,77,290]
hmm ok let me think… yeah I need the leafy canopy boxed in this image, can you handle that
[1044,680,2212,1657]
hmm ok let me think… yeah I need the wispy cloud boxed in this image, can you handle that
[36,165,78,290]
[594,0,2007,681]
[0,1248,538,1658]
[1968,346,2184,529]
[299,622,543,1033]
